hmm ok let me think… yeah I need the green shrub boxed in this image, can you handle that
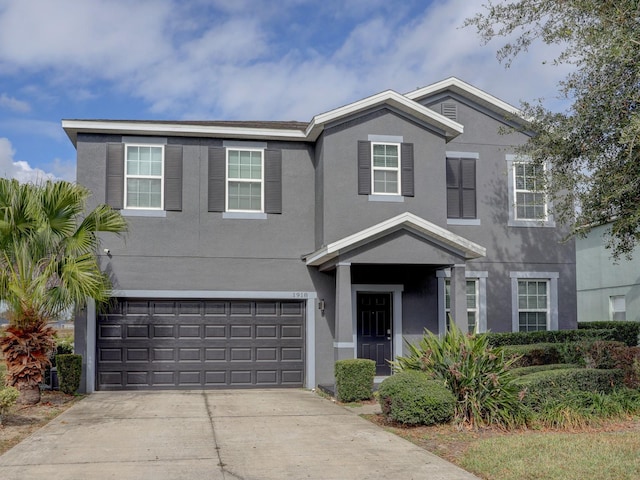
[502,343,563,367]
[334,358,375,402]
[529,388,640,428]
[56,354,82,395]
[393,324,526,429]
[484,329,613,347]
[378,371,455,425]
[579,321,640,346]
[0,386,19,425]
[515,368,623,407]
[509,364,579,377]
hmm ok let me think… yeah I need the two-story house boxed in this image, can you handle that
[64,77,577,392]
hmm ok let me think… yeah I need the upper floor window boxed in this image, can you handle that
[372,142,400,195]
[125,145,164,209]
[357,139,414,199]
[514,162,546,221]
[227,149,263,212]
[207,143,282,216]
[507,155,554,227]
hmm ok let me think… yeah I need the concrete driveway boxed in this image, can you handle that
[0,390,479,479]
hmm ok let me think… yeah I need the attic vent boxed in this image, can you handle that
[441,103,458,121]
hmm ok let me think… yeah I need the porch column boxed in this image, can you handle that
[450,264,468,332]
[334,262,354,362]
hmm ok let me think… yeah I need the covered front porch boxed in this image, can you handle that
[305,213,486,377]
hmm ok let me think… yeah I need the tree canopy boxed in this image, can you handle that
[466,0,640,258]
[0,179,127,327]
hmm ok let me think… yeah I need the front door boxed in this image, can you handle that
[357,292,392,376]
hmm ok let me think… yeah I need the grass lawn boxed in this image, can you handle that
[367,414,640,480]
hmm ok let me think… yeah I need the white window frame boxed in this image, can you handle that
[124,143,164,210]
[506,154,555,227]
[609,295,626,321]
[225,147,265,213]
[437,270,488,334]
[510,272,559,332]
[371,142,401,195]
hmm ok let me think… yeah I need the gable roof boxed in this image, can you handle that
[304,212,486,267]
[405,76,523,121]
[62,85,464,146]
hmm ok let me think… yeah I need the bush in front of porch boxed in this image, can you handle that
[334,358,376,403]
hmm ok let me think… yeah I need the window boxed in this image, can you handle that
[514,162,546,220]
[445,279,478,333]
[357,139,414,199]
[372,143,400,195]
[517,279,549,331]
[507,155,554,227]
[446,155,476,219]
[226,149,263,212]
[125,145,163,209]
[610,295,626,321]
[437,270,487,334]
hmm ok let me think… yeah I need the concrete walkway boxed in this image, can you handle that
[0,390,479,480]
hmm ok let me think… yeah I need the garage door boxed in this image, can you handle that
[96,299,305,390]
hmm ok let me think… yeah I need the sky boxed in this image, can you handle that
[0,0,571,183]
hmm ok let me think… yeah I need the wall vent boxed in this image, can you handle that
[441,103,458,121]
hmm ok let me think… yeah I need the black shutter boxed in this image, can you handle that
[460,158,476,218]
[446,158,460,218]
[208,147,226,212]
[357,141,371,195]
[264,149,282,214]
[106,143,124,209]
[401,143,414,197]
[164,145,183,211]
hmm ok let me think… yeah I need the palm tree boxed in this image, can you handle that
[0,179,126,404]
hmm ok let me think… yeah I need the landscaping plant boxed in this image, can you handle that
[0,179,126,404]
[0,385,19,426]
[335,358,375,402]
[393,323,526,429]
[56,354,82,395]
[377,370,455,425]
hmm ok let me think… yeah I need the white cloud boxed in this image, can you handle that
[0,93,30,113]
[0,0,571,123]
[0,137,60,183]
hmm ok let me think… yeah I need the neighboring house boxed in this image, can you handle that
[63,77,577,392]
[576,223,640,322]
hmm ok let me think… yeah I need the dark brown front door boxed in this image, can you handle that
[357,292,392,376]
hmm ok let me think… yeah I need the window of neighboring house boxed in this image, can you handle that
[372,142,400,195]
[517,279,549,331]
[610,295,626,321]
[226,149,263,212]
[445,279,479,334]
[446,156,476,219]
[125,145,164,209]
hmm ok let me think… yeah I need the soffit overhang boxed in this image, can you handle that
[304,212,486,268]
[62,91,464,147]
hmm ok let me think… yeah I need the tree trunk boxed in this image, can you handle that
[17,384,41,405]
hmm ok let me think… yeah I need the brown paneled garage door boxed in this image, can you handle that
[96,299,305,390]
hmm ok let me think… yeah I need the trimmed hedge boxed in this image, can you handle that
[335,358,375,402]
[56,354,82,395]
[514,368,623,406]
[502,343,563,367]
[483,329,614,347]
[579,321,640,347]
[378,371,455,425]
[509,364,579,377]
